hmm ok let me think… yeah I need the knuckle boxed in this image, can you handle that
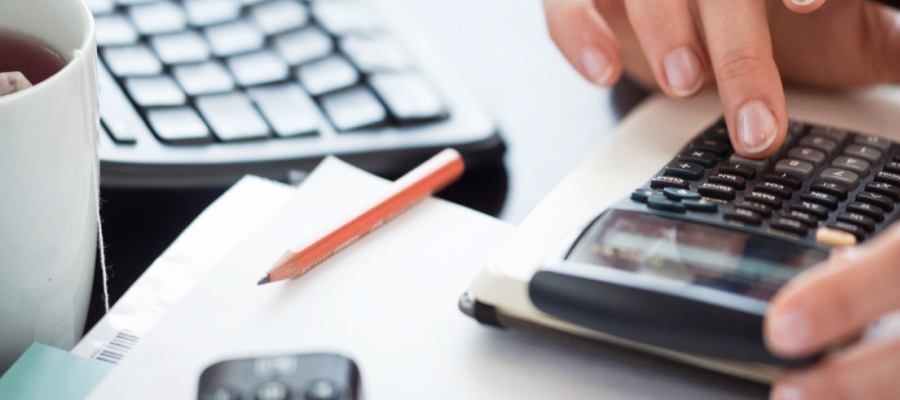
[714,47,769,84]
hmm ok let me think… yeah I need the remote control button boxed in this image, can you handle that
[783,210,818,226]
[734,200,771,216]
[816,227,857,247]
[865,181,900,200]
[819,168,860,189]
[203,386,240,400]
[683,199,719,212]
[787,147,826,167]
[678,149,718,168]
[857,191,894,211]
[698,183,736,200]
[305,380,339,400]
[718,162,757,180]
[257,381,288,400]
[745,191,782,209]
[798,135,837,156]
[874,171,900,187]
[800,192,839,209]
[648,195,687,213]
[730,155,769,172]
[831,156,871,176]
[631,189,655,203]
[770,217,809,236]
[764,171,802,189]
[724,208,762,225]
[756,181,793,199]
[708,172,746,189]
[690,138,731,156]
[809,126,849,145]
[809,181,847,200]
[664,161,705,181]
[836,212,876,232]
[701,122,729,141]
[844,144,883,163]
[651,175,689,189]
[663,187,701,201]
[793,201,829,219]
[827,221,866,241]
[774,159,815,180]
[846,201,885,221]
[884,161,900,174]
[854,134,892,152]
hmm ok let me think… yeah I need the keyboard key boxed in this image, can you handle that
[102,45,163,76]
[718,162,756,180]
[311,1,380,35]
[319,86,388,131]
[147,107,212,144]
[770,217,808,236]
[836,212,876,232]
[228,50,290,87]
[792,201,829,219]
[678,149,717,168]
[116,0,159,5]
[745,191,782,209]
[248,84,320,137]
[857,192,893,211]
[274,27,334,66]
[884,161,900,174]
[798,135,837,156]
[689,138,730,156]
[647,195,686,213]
[755,181,793,198]
[206,20,265,57]
[830,156,870,176]
[124,75,186,107]
[774,159,815,180]
[250,0,309,35]
[800,192,839,209]
[129,1,187,34]
[85,0,115,14]
[734,200,771,216]
[340,35,411,72]
[151,31,211,64]
[297,55,359,96]
[854,134,892,152]
[846,201,885,221]
[865,181,900,200]
[368,73,447,123]
[809,126,849,144]
[764,171,801,189]
[173,61,235,95]
[650,175,689,190]
[787,147,826,167]
[196,92,271,141]
[819,168,860,189]
[664,160,704,180]
[827,221,866,241]
[184,0,241,26]
[698,183,736,200]
[783,210,818,226]
[631,189,654,203]
[101,115,138,144]
[683,199,718,212]
[662,187,701,201]
[874,171,900,187]
[724,208,762,225]
[95,15,139,46]
[815,227,856,247]
[708,172,746,189]
[729,155,769,172]
[844,144,882,163]
[810,181,847,200]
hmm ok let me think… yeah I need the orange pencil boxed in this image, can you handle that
[257,148,465,285]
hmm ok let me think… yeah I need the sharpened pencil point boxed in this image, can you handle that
[257,275,270,285]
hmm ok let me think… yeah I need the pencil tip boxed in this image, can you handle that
[257,275,270,285]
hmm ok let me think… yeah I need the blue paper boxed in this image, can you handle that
[0,342,112,400]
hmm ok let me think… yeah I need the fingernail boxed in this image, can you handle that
[737,101,778,154]
[581,48,613,85]
[664,47,703,97]
[771,385,805,400]
[792,0,815,6]
[771,310,810,352]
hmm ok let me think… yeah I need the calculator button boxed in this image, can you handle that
[195,92,271,141]
[787,147,826,167]
[683,199,719,212]
[734,201,771,216]
[708,173,746,189]
[844,144,883,163]
[631,189,655,203]
[792,201,829,219]
[764,171,802,189]
[770,217,808,236]
[745,191,782,209]
[755,181,793,199]
[663,187,701,201]
[698,183,736,200]
[700,122,729,141]
[836,212,876,232]
[256,381,288,400]
[874,171,900,187]
[724,208,762,225]
[827,221,866,241]
[819,168,860,189]
[854,135,892,152]
[815,227,857,247]
[783,210,818,226]
[865,181,900,200]
[810,181,848,200]
[798,136,837,156]
[856,192,894,211]
[718,162,756,180]
[729,155,769,172]
[647,195,687,213]
[800,192,839,209]
[831,156,871,176]
[884,161,900,174]
[690,138,731,156]
[774,159,815,180]
[809,126,849,145]
[664,161,705,181]
[651,175,690,189]
[845,202,885,221]
[678,150,718,168]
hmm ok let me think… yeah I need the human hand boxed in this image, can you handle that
[765,224,900,400]
[543,0,900,158]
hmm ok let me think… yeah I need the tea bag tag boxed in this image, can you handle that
[0,71,33,96]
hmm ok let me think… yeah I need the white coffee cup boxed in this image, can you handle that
[0,0,99,372]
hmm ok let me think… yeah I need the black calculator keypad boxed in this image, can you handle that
[698,183,736,200]
[837,212,876,232]
[828,221,866,240]
[857,192,893,211]
[783,210,819,225]
[664,160,705,180]
[756,181,793,198]
[883,161,900,174]
[663,187,702,201]
[770,217,809,236]
[846,201,885,221]
[724,208,762,225]
[874,171,900,187]
[678,149,718,168]
[683,199,719,212]
[651,175,689,189]
[799,192,839,209]
[764,171,802,189]
[718,162,756,180]
[708,173,746,189]
[792,201,829,219]
[648,195,687,213]
[746,191,782,209]
[810,181,848,200]
[690,138,731,156]
[820,168,860,189]
[735,201,772,216]
[865,181,900,200]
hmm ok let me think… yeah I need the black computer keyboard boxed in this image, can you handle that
[86,0,503,187]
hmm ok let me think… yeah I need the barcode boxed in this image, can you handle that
[94,330,141,364]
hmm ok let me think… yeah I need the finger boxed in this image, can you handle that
[623,0,708,98]
[770,337,900,400]
[543,0,624,86]
[781,0,827,14]
[696,0,787,158]
[766,224,900,357]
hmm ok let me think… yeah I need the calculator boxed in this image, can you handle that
[529,119,900,366]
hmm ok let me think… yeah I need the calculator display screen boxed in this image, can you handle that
[567,210,829,301]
